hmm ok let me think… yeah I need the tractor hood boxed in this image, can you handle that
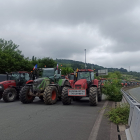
[33,77,50,92]
[0,80,16,91]
[74,79,87,89]
[0,80,15,85]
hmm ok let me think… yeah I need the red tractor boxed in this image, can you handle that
[61,69,102,106]
[0,71,34,102]
[99,78,106,87]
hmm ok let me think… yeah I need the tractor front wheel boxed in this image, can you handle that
[20,86,35,104]
[43,86,58,105]
[3,88,17,102]
[89,87,98,106]
[98,85,102,102]
[61,87,71,105]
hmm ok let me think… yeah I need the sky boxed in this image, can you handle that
[0,0,140,72]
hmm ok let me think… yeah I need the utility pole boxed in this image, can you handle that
[85,49,86,69]
[129,66,130,72]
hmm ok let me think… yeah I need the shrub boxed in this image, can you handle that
[106,104,130,124]
[102,78,122,102]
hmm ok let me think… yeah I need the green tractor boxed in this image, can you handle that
[20,67,70,105]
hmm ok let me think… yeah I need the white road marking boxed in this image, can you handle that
[88,101,108,140]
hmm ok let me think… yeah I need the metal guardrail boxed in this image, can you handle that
[121,89,140,140]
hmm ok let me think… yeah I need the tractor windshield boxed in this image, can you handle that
[42,69,54,78]
[68,74,74,80]
[10,73,19,80]
[77,72,90,81]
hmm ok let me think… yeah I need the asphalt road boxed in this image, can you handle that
[0,97,109,140]
[129,87,140,103]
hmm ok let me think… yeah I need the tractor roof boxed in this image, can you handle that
[77,69,93,72]
[11,71,29,74]
[70,73,74,75]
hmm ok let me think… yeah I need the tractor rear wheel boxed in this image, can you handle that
[89,87,98,106]
[19,87,24,100]
[3,88,17,102]
[20,86,35,104]
[43,86,58,105]
[61,87,71,105]
[97,85,102,102]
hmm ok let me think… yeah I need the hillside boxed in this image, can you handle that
[55,59,127,72]
[55,59,140,81]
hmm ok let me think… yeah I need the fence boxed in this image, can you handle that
[121,89,140,140]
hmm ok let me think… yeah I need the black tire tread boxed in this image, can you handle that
[20,86,35,104]
[3,88,17,102]
[43,86,58,105]
[61,86,71,105]
[97,86,102,102]
[89,87,98,106]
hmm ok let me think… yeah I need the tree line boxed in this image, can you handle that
[0,39,57,74]
[1,38,140,80]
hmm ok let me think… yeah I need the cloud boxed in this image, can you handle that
[0,0,140,71]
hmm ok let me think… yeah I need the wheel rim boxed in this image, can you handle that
[8,91,15,100]
[52,90,56,100]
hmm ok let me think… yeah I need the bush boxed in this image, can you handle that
[102,74,122,102]
[106,104,130,124]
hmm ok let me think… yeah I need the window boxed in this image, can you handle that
[91,72,94,80]
[25,73,30,81]
[77,72,90,81]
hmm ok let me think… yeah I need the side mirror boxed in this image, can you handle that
[58,69,60,74]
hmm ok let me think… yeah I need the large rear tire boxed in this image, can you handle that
[61,87,71,105]
[89,87,98,106]
[98,85,102,102]
[19,87,24,100]
[20,86,35,104]
[43,86,58,105]
[3,88,17,102]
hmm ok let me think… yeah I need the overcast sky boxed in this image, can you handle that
[0,0,140,72]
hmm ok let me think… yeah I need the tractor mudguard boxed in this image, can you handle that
[0,80,16,90]
[26,80,33,84]
[58,79,70,87]
[36,77,50,91]
[93,79,98,88]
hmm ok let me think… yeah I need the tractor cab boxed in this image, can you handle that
[76,69,94,86]
[10,71,30,87]
[61,69,101,106]
[42,68,61,80]
[0,71,33,102]
[68,73,74,80]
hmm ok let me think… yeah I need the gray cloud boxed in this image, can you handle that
[0,0,140,71]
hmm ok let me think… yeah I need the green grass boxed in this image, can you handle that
[105,104,130,125]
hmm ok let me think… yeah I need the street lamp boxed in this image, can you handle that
[85,49,86,69]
